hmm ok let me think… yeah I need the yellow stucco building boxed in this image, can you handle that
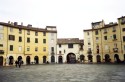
[0,22,57,66]
[83,16,125,63]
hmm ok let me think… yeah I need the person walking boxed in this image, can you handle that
[15,60,18,67]
[18,60,21,68]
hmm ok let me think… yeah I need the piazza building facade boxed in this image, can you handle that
[0,22,57,66]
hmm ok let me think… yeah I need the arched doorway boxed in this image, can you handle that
[67,53,76,63]
[114,54,120,63]
[96,55,101,63]
[0,56,3,66]
[9,56,14,65]
[88,55,93,62]
[80,54,85,62]
[105,54,110,62]
[34,56,39,64]
[43,56,46,63]
[18,56,22,62]
[58,56,63,63]
[51,55,55,63]
[26,56,30,64]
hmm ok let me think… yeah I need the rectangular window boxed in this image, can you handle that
[10,45,13,51]
[51,47,54,52]
[59,44,61,48]
[104,36,107,40]
[95,30,98,35]
[35,31,38,36]
[18,46,22,52]
[0,33,3,40]
[122,28,125,32]
[43,47,46,52]
[43,32,46,36]
[9,35,15,41]
[0,44,3,47]
[35,38,38,43]
[104,29,107,33]
[0,25,3,30]
[27,38,30,43]
[27,46,30,51]
[19,37,22,42]
[68,44,73,48]
[27,30,30,35]
[10,28,13,32]
[123,36,125,42]
[113,34,116,40]
[112,27,116,32]
[35,47,38,51]
[19,29,22,34]
[43,39,46,44]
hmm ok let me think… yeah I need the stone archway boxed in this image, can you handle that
[43,56,46,63]
[9,56,14,65]
[114,54,120,63]
[58,56,63,63]
[105,54,110,62]
[80,54,85,62]
[0,56,3,66]
[34,56,39,64]
[18,56,22,62]
[88,55,93,62]
[67,53,76,63]
[26,56,30,64]
[51,55,55,63]
[96,55,101,63]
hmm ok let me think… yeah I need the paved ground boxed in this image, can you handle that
[0,64,125,82]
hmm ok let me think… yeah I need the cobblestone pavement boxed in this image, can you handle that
[0,64,125,82]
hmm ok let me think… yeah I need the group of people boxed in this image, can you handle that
[15,60,23,68]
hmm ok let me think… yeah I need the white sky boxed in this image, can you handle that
[0,0,125,39]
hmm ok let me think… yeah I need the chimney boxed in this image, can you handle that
[14,22,18,26]
[27,24,32,27]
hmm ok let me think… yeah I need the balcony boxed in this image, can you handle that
[113,48,118,52]
[0,50,4,54]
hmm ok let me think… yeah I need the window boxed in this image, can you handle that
[43,32,46,36]
[19,37,22,42]
[51,47,54,52]
[35,38,38,43]
[68,44,73,48]
[27,38,30,43]
[27,30,30,35]
[87,32,89,35]
[0,33,3,40]
[35,47,38,51]
[113,34,116,40]
[43,39,46,44]
[9,35,15,41]
[59,51,61,54]
[104,36,107,40]
[43,47,46,52]
[27,46,30,51]
[10,28,13,32]
[18,46,22,52]
[95,30,98,35]
[88,43,91,45]
[0,44,3,47]
[0,25,3,30]
[35,31,38,36]
[96,37,99,41]
[59,44,61,48]
[10,45,13,51]
[104,29,107,33]
[112,27,116,32]
[19,29,22,34]
[123,36,125,42]
[122,28,125,32]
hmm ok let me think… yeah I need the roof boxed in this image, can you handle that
[57,38,83,44]
[0,22,57,33]
[118,16,125,19]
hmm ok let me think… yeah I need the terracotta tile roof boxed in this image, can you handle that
[57,38,83,44]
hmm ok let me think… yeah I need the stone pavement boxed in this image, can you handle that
[0,64,125,82]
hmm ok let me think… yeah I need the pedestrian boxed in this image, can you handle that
[15,60,18,67]
[18,60,21,68]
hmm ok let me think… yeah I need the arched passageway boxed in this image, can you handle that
[58,56,63,63]
[80,54,85,62]
[34,56,39,64]
[67,53,76,63]
[105,54,110,62]
[0,56,3,66]
[43,56,46,63]
[51,56,55,63]
[96,55,101,63]
[114,54,120,63]
[9,56,14,65]
[88,55,93,62]
[26,56,30,64]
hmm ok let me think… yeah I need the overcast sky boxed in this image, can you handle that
[0,0,125,39]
